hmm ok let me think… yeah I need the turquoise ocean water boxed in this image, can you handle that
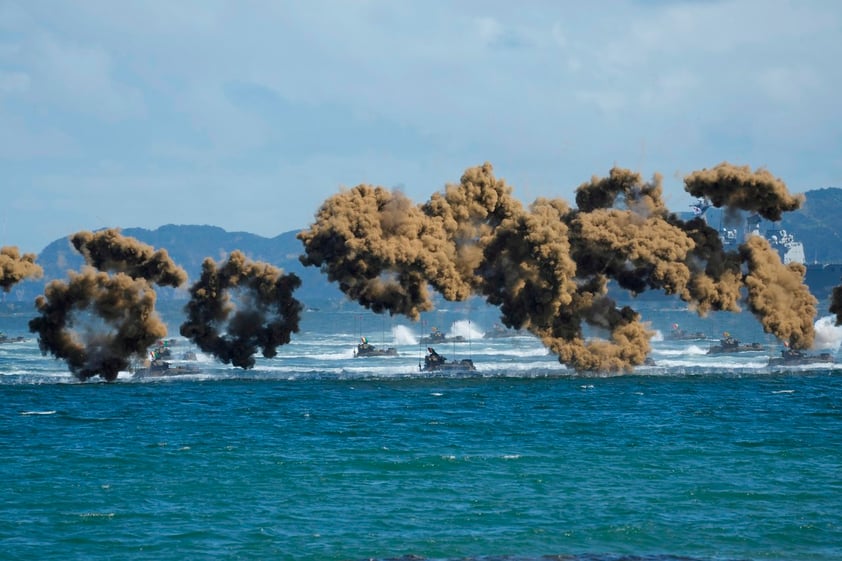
[2,300,842,561]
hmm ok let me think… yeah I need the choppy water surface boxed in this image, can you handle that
[2,303,842,561]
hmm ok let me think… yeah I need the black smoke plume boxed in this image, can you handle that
[179,250,302,369]
[829,286,842,326]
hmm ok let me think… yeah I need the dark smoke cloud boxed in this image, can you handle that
[28,268,167,381]
[179,250,302,369]
[684,162,803,222]
[575,167,667,215]
[669,215,744,315]
[298,163,525,320]
[70,229,187,287]
[300,161,817,373]
[1,246,43,291]
[830,286,842,326]
[421,162,525,297]
[297,185,440,319]
[28,230,187,381]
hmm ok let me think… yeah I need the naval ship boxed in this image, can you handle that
[724,203,842,302]
[611,199,842,303]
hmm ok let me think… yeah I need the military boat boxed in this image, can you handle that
[707,333,765,355]
[420,327,465,345]
[768,347,834,367]
[420,347,476,373]
[0,332,26,344]
[664,324,707,341]
[354,336,398,357]
[133,359,201,379]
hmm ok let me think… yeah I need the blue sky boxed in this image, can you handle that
[2,0,841,254]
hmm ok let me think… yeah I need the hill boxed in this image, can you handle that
[4,187,842,307]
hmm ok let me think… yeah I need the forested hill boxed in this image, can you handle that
[5,187,842,306]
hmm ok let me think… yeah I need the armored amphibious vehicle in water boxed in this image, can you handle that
[707,334,765,355]
[0,332,27,344]
[664,324,708,342]
[767,347,834,367]
[420,347,476,373]
[353,337,398,357]
[133,359,201,379]
[420,327,465,345]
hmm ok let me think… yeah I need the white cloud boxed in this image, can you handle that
[1,0,842,253]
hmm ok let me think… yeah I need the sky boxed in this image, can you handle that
[2,0,841,254]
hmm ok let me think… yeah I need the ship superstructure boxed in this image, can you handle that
[691,198,840,301]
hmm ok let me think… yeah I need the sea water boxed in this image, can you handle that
[1,300,842,561]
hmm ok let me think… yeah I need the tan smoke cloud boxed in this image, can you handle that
[684,162,804,221]
[740,235,817,348]
[0,246,43,291]
[297,184,441,319]
[422,162,526,295]
[28,230,187,381]
[70,228,187,287]
[179,250,302,369]
[477,197,578,330]
[301,160,820,371]
[28,268,167,381]
[671,215,744,315]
